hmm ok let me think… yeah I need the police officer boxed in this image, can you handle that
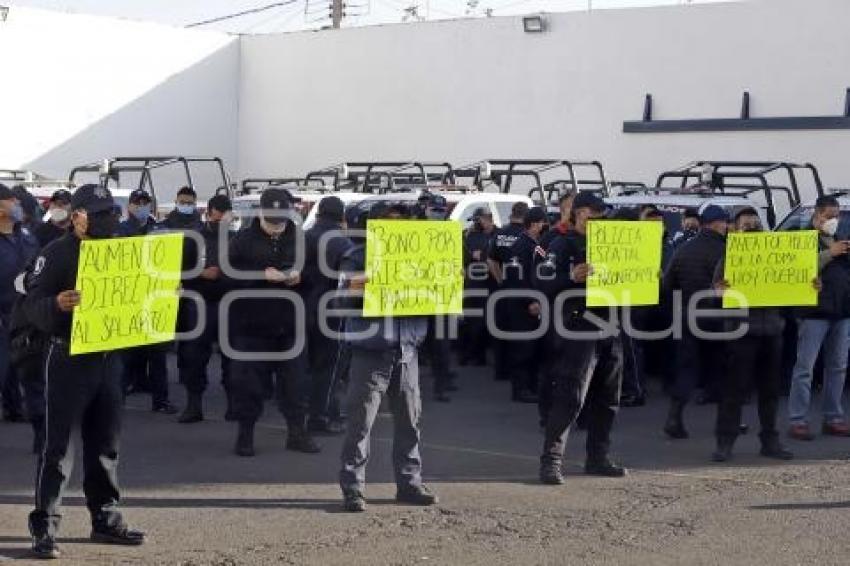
[712,208,794,462]
[672,208,701,248]
[303,196,352,434]
[502,206,548,403]
[24,184,145,559]
[336,204,437,512]
[118,189,175,413]
[537,192,626,485]
[0,184,39,423]
[487,201,528,382]
[662,204,729,439]
[227,187,319,457]
[460,207,496,366]
[177,194,235,423]
[34,189,73,247]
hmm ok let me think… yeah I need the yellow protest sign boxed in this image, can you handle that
[722,230,819,309]
[363,220,463,317]
[70,232,184,355]
[586,220,663,307]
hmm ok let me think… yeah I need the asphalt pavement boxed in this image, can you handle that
[2,354,850,565]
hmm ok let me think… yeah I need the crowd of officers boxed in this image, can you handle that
[1,180,850,558]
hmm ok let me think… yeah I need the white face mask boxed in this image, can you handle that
[821,217,839,237]
[51,208,69,223]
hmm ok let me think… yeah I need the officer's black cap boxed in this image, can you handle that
[0,183,14,201]
[260,187,295,224]
[317,196,345,222]
[129,189,153,205]
[71,184,115,214]
[524,206,547,226]
[207,194,232,213]
[472,207,492,219]
[50,189,73,203]
[572,192,607,213]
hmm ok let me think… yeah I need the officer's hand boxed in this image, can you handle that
[200,266,221,280]
[829,241,850,257]
[283,270,301,287]
[714,279,730,292]
[813,278,823,292]
[348,274,368,290]
[571,263,592,283]
[56,290,81,312]
[265,267,288,283]
[528,302,541,316]
[472,250,482,261]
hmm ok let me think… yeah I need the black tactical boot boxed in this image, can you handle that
[585,459,628,477]
[711,438,735,462]
[760,435,794,461]
[178,393,204,424]
[540,462,565,485]
[234,421,255,457]
[286,429,321,454]
[663,399,689,439]
[396,484,439,506]
[31,534,60,559]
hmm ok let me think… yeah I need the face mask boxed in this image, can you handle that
[133,205,152,222]
[176,204,196,216]
[821,218,839,237]
[86,211,118,239]
[10,203,24,223]
[50,208,69,223]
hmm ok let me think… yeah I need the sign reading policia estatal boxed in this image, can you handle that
[363,220,464,317]
[586,220,664,307]
[721,230,819,309]
[70,233,184,355]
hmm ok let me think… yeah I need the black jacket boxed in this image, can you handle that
[663,229,726,306]
[22,233,81,340]
[534,230,613,331]
[488,222,525,270]
[463,228,495,290]
[0,225,39,318]
[303,218,353,318]
[182,221,231,302]
[34,222,68,248]
[226,218,302,338]
[503,231,544,310]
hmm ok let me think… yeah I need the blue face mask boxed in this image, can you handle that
[176,204,196,216]
[133,205,152,222]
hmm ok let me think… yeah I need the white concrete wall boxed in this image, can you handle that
[238,0,850,200]
[0,6,239,195]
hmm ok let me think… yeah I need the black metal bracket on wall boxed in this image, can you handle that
[623,89,850,133]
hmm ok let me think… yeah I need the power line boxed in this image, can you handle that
[185,1,302,28]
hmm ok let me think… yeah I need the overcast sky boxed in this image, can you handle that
[6,0,734,33]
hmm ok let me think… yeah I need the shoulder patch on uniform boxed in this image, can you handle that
[33,256,46,276]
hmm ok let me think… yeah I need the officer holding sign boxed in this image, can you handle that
[24,185,145,560]
[536,193,627,485]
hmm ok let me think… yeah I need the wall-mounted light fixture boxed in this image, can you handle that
[0,6,9,22]
[523,15,547,33]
